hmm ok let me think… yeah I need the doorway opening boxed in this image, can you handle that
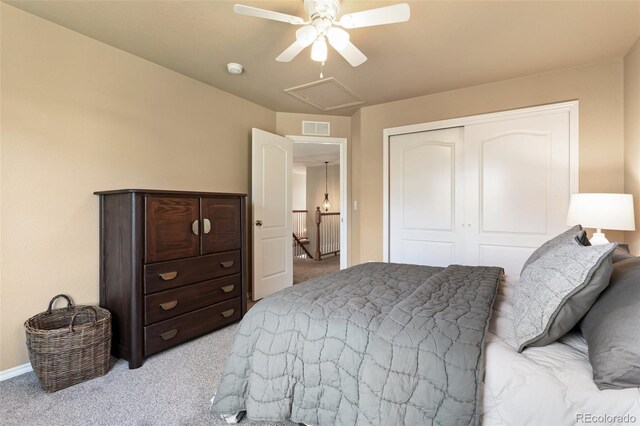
[290,135,347,283]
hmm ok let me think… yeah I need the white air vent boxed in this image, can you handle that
[302,121,331,136]
[285,78,366,112]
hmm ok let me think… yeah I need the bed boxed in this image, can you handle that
[211,258,640,425]
[482,276,640,425]
[211,262,501,425]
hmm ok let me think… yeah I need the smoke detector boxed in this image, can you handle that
[226,63,244,75]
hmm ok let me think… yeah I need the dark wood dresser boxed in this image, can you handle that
[94,189,247,369]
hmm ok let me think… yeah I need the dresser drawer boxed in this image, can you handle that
[144,274,241,325]
[144,298,241,356]
[144,250,241,294]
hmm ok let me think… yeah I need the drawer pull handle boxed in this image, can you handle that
[221,309,235,318]
[160,329,178,340]
[159,271,178,281]
[159,300,178,311]
[191,219,199,236]
[203,218,212,234]
[220,261,234,268]
[221,284,235,293]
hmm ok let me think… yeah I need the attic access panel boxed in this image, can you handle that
[285,78,366,112]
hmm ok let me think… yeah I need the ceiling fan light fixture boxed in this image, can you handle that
[296,25,318,47]
[311,36,328,62]
[235,1,411,67]
[327,27,349,50]
[338,14,355,29]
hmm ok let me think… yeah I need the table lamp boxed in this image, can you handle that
[566,193,636,245]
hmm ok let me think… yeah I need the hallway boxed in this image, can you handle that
[293,255,340,284]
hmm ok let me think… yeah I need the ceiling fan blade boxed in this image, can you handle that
[338,3,410,29]
[332,41,367,67]
[276,41,306,62]
[233,4,305,25]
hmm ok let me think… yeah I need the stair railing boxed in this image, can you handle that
[314,207,341,261]
[292,210,312,258]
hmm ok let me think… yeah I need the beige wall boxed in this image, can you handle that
[292,172,307,211]
[351,60,625,264]
[0,5,275,370]
[624,38,640,255]
[350,110,362,265]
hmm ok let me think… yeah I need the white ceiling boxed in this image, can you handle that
[293,142,340,173]
[5,0,640,116]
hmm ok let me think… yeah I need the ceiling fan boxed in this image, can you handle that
[233,0,410,67]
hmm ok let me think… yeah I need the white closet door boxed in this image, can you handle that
[464,111,571,275]
[389,127,465,266]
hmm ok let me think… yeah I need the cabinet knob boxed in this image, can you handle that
[192,219,200,235]
[203,218,212,234]
[221,309,235,318]
[160,329,178,341]
[159,300,178,311]
[158,271,178,281]
[220,284,235,293]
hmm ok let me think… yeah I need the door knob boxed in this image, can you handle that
[255,220,262,227]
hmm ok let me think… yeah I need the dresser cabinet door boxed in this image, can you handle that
[201,197,241,254]
[145,196,199,263]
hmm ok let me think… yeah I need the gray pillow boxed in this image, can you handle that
[520,225,582,274]
[575,236,632,263]
[612,244,634,263]
[513,239,616,352]
[580,256,640,390]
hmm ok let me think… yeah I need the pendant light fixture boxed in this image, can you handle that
[322,161,331,212]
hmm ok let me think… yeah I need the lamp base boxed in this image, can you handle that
[589,230,609,245]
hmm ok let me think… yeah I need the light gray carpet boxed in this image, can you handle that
[0,324,295,426]
[293,255,340,284]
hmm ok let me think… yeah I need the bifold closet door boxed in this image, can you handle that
[389,127,465,266]
[463,111,571,275]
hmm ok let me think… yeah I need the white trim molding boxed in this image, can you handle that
[383,100,580,261]
[286,135,349,270]
[0,363,33,381]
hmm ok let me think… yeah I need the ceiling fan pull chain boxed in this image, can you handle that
[320,61,325,78]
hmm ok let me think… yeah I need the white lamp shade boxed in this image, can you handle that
[311,37,327,62]
[566,193,636,231]
[296,26,317,48]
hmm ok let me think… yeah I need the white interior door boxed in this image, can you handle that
[389,127,465,266]
[252,128,293,301]
[464,111,571,275]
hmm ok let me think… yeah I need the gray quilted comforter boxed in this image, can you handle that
[211,262,502,425]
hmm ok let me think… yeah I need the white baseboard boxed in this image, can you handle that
[0,363,33,381]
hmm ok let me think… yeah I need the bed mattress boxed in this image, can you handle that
[482,276,640,425]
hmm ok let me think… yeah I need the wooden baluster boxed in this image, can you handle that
[315,207,322,261]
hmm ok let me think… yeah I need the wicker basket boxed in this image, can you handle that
[24,294,112,392]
